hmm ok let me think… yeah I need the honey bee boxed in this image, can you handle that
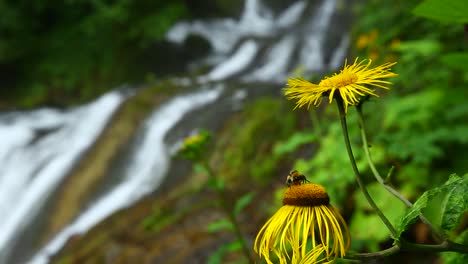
[286,170,310,187]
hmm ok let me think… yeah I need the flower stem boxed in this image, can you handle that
[347,245,401,259]
[347,240,468,260]
[309,109,323,138]
[202,161,255,264]
[355,105,445,242]
[335,99,397,237]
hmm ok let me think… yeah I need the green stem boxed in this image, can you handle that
[202,161,255,264]
[355,105,445,242]
[347,240,468,260]
[401,240,468,253]
[346,245,401,259]
[309,109,323,138]
[336,99,397,237]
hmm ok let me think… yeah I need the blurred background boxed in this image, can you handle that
[0,0,467,263]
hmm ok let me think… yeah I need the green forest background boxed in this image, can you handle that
[1,0,467,263]
[0,0,240,108]
[284,0,468,262]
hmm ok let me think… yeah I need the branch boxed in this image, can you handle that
[355,105,445,242]
[336,99,397,237]
[346,240,468,261]
[346,245,400,260]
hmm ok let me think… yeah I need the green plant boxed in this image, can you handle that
[0,0,187,107]
[177,130,255,264]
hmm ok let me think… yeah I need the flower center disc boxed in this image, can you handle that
[319,72,358,88]
[283,184,330,206]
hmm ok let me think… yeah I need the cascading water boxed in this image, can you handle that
[29,87,223,264]
[0,92,125,262]
[0,0,351,263]
[168,0,349,83]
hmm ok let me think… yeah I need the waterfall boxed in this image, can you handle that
[0,92,125,262]
[29,87,223,264]
[0,0,351,263]
[166,0,349,84]
[167,0,309,83]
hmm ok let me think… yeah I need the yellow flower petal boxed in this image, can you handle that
[284,58,397,112]
[254,181,350,263]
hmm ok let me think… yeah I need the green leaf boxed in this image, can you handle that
[206,176,225,191]
[440,174,468,230]
[207,240,242,264]
[396,191,433,239]
[441,229,468,264]
[392,40,442,56]
[234,192,254,216]
[413,0,468,23]
[216,178,225,191]
[273,132,315,156]
[194,163,209,174]
[396,174,467,239]
[207,219,234,233]
[441,52,468,71]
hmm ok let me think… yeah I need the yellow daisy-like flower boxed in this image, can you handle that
[284,58,397,112]
[182,134,205,148]
[179,131,211,161]
[254,173,350,264]
[356,29,379,49]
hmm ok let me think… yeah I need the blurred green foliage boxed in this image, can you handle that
[413,0,468,23]
[278,0,468,257]
[207,241,243,264]
[218,98,297,184]
[178,129,212,162]
[0,0,187,107]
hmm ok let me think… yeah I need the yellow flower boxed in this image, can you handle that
[254,180,350,263]
[284,58,397,112]
[182,134,204,148]
[355,29,378,49]
[355,34,370,50]
[179,130,211,161]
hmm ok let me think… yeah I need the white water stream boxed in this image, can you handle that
[29,87,223,264]
[0,92,125,262]
[0,0,350,263]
